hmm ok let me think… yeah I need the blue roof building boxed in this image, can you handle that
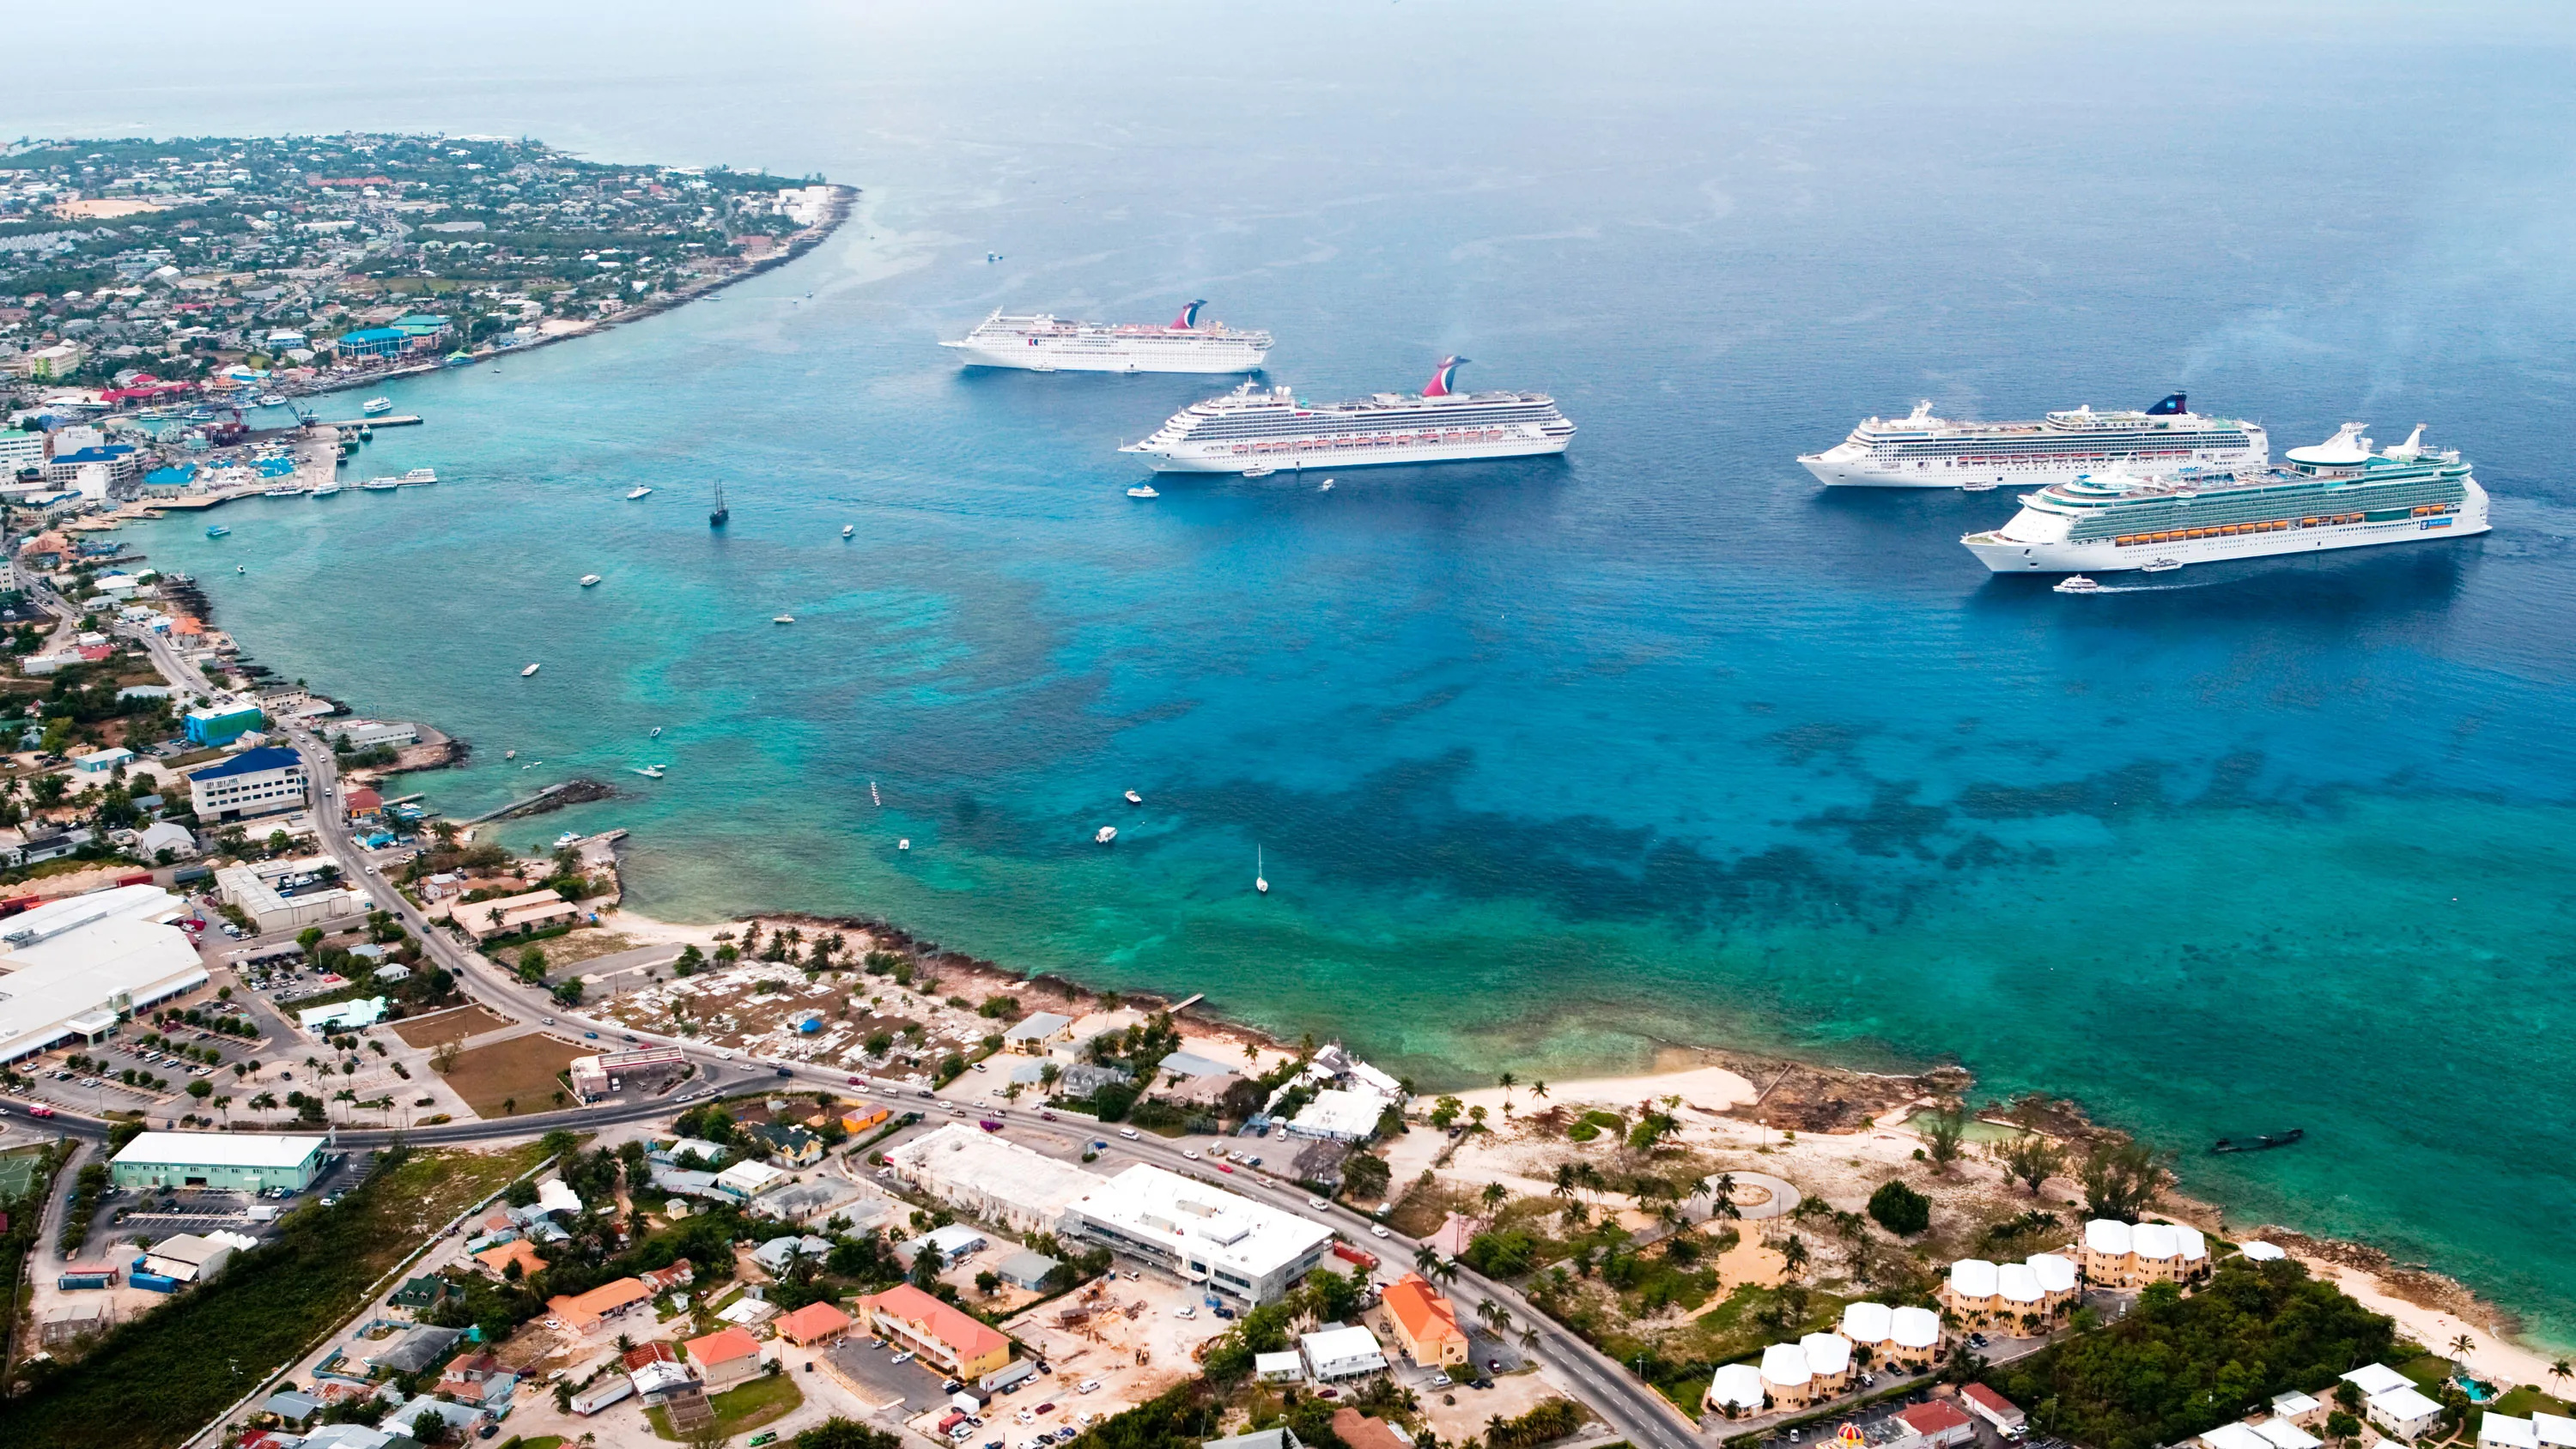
[337,327,410,359]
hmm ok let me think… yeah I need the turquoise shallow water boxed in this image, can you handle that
[26,0,2576,1341]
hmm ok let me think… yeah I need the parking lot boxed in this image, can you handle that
[825,1336,958,1411]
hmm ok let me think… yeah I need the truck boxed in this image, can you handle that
[1331,1243,1379,1271]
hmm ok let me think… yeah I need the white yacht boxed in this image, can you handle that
[626,486,653,500]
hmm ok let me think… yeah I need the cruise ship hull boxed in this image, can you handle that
[942,340,1267,374]
[1131,431,1570,474]
[1801,448,2264,489]
[1964,481,2490,573]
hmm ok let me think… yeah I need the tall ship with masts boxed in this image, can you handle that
[943,300,1272,373]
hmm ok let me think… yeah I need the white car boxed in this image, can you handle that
[891,1350,915,1366]
[1370,1224,1390,1239]
[1307,1197,1331,1210]
[1182,1150,1199,1161]
[1117,1127,1139,1139]
[1077,1380,1100,1395]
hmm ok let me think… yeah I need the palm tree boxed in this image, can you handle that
[2550,1360,2571,1395]
[1415,1246,1443,1277]
[1531,1080,1548,1100]
[1781,1234,1810,1278]
[2450,1333,2476,1367]
[1479,1181,1509,1221]
[1709,1172,1741,1222]
[1477,1299,1512,1335]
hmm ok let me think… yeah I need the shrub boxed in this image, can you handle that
[1867,1179,1931,1236]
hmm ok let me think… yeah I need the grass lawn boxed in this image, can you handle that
[646,1373,805,1440]
[0,1143,548,1449]
[2487,1387,2573,1418]
[443,1033,584,1118]
[392,1003,512,1049]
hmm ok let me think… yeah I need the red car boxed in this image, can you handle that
[1217,1163,1235,1173]
[848,1076,865,1085]
[27,1104,54,1119]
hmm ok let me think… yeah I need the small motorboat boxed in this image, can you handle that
[2142,557,2184,573]
[841,524,855,538]
[310,482,342,497]
[649,725,664,737]
[258,393,288,407]
[361,397,393,415]
[626,486,653,500]
[2211,1128,2305,1155]
[553,832,581,849]
[402,467,437,484]
[2053,575,2103,595]
[898,838,911,851]
[1242,465,1274,478]
[1959,480,1999,492]
[505,749,516,760]
[204,524,231,538]
[262,485,302,498]
[580,574,603,587]
[1319,478,1334,491]
[773,614,796,625]
[1255,845,1268,894]
[629,764,667,779]
[235,564,246,574]
[1095,826,1118,845]
[520,663,541,677]
[1127,485,1160,499]
[361,476,401,491]
[1124,790,1142,805]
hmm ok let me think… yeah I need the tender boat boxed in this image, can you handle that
[580,574,603,587]
[520,663,541,676]
[1095,826,1118,845]
[310,482,342,497]
[1242,465,1275,478]
[1127,485,1160,499]
[402,467,437,484]
[1318,478,1334,491]
[709,481,728,528]
[553,832,581,849]
[841,524,855,538]
[898,838,911,850]
[505,749,516,760]
[262,485,301,498]
[629,765,667,779]
[649,725,663,737]
[2142,557,2184,573]
[1959,480,1998,492]
[626,486,653,500]
[258,393,288,407]
[204,524,230,538]
[2053,575,2103,595]
[361,397,393,415]
[361,476,401,491]
[773,614,796,624]
[1124,790,1142,805]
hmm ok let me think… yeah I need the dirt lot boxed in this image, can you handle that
[1003,1270,1231,1423]
[1415,1373,1586,1445]
[442,1033,586,1118]
[392,1003,513,1049]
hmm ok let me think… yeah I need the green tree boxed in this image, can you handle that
[1994,1133,2069,1196]
[1867,1179,1931,1236]
[1924,1102,1969,1174]
[2080,1138,2170,1222]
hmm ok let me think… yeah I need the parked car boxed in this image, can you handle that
[891,1351,915,1366]
[1370,1224,1390,1238]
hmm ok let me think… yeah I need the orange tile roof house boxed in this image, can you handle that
[683,1325,765,1389]
[1381,1273,1468,1367]
[548,1277,653,1333]
[854,1283,1012,1378]
[777,1300,854,1346]
[473,1240,548,1279]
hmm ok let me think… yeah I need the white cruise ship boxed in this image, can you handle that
[943,300,1271,373]
[1121,357,1575,474]
[1802,394,2267,488]
[1962,423,2487,574]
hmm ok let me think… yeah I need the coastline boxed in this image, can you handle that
[575,886,2571,1374]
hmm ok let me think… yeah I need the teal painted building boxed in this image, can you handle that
[185,703,264,747]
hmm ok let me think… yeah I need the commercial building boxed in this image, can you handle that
[1893,1402,1977,1449]
[299,997,387,1034]
[0,886,206,1065]
[325,719,420,751]
[453,888,578,941]
[547,1277,653,1334]
[1299,1325,1388,1381]
[1961,1385,2026,1435]
[568,1045,687,1102]
[1284,1089,1388,1143]
[714,1160,787,1202]
[995,1250,1061,1290]
[895,1223,988,1268]
[1056,1163,1334,1307]
[1381,1273,1467,1367]
[853,1283,1012,1379]
[188,745,308,822]
[884,1123,1103,1234]
[215,859,369,935]
[111,1132,326,1192]
[184,702,267,747]
[141,1230,252,1283]
[337,327,410,359]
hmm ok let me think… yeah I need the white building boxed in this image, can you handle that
[2532,1414,2576,1449]
[216,859,369,934]
[884,1124,1102,1234]
[2199,1424,2272,1449]
[1706,1362,1765,1414]
[1285,1088,1388,1142]
[1255,1350,1304,1384]
[1298,1325,1388,1381]
[2366,1387,2445,1441]
[2255,1419,2322,1449]
[299,997,386,1033]
[714,1160,787,1202]
[0,885,205,1065]
[2482,1418,2543,1449]
[325,719,420,751]
[1056,1163,1333,1306]
[186,745,307,822]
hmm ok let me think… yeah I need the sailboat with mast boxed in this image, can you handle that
[709,482,729,528]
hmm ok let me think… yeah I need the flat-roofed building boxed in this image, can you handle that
[1300,1325,1388,1381]
[1057,1163,1333,1307]
[884,1123,1101,1234]
[0,886,206,1065]
[216,858,369,934]
[112,1131,325,1192]
[188,745,307,822]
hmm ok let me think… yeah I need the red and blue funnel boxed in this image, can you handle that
[1424,355,1468,397]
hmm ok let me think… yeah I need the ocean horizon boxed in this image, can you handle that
[25,0,2576,1347]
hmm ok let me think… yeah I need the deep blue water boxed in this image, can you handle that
[18,0,2576,1340]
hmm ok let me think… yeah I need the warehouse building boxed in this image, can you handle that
[884,1123,1101,1234]
[0,885,206,1066]
[111,1132,328,1193]
[1056,1163,1333,1307]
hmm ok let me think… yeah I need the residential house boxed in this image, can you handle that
[639,1258,696,1294]
[777,1301,854,1345]
[754,1121,824,1167]
[1299,1325,1388,1382]
[546,1277,653,1333]
[683,1325,765,1389]
[752,1234,835,1275]
[1002,1011,1074,1053]
[473,1240,548,1279]
[1330,1410,1413,1449]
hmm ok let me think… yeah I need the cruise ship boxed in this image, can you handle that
[1961,423,2487,574]
[943,300,1272,373]
[1801,395,2267,488]
[1121,357,1575,474]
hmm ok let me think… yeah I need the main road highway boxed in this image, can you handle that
[2,625,1713,1449]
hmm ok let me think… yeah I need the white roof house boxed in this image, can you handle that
[2256,1419,2323,1449]
[1708,1362,1766,1411]
[1058,1164,1333,1307]
[2241,1240,2288,1262]
[2201,1424,2274,1449]
[1949,1258,1999,1299]
[1254,1350,1304,1383]
[1889,1306,1941,1350]
[1996,1261,2043,1306]
[2482,1416,2542,1449]
[2133,1222,2208,1264]
[2273,1392,2323,1419]
[1285,1088,1388,1142]
[2085,1219,2133,1255]
[2342,1364,2415,1397]
[1299,1325,1388,1380]
[2367,1386,2445,1440]
[2532,1413,2576,1449]
[1839,1301,1893,1345]
[1798,1332,1852,1377]
[714,1160,787,1199]
[2027,1253,2078,1294]
[1759,1342,1811,1392]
